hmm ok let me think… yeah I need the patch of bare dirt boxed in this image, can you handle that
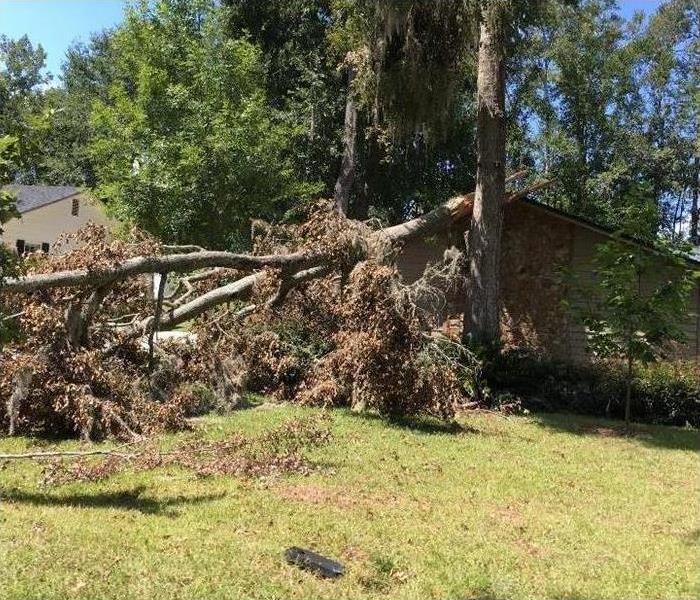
[580,425,627,438]
[490,504,526,529]
[275,483,399,511]
[516,538,548,557]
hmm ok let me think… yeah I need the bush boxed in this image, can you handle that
[633,361,700,426]
[487,349,699,427]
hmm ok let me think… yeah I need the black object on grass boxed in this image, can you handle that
[284,546,345,578]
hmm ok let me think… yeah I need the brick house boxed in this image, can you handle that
[397,199,700,362]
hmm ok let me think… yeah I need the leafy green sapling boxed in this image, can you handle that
[563,238,697,428]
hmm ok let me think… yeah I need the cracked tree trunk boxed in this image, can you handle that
[463,3,507,348]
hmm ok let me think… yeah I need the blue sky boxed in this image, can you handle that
[0,0,127,80]
[0,0,666,81]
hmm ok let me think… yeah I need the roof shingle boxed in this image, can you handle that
[2,185,82,214]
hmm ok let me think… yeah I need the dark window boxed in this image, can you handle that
[71,197,79,216]
[15,239,25,255]
[41,243,50,253]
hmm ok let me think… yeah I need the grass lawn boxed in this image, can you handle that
[0,405,698,599]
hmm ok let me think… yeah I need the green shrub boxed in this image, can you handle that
[633,361,700,426]
[487,349,699,427]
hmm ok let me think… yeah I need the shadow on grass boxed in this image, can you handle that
[0,485,225,516]
[347,410,478,436]
[530,412,700,452]
[684,528,700,546]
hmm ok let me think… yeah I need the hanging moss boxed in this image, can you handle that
[332,0,478,142]
[371,0,478,140]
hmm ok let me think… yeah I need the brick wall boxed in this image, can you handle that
[396,201,700,362]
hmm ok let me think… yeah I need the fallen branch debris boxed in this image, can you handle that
[23,414,331,485]
[0,176,550,438]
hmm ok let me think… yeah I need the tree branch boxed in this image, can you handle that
[0,442,139,461]
[2,250,319,294]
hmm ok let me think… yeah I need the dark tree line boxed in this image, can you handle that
[1,0,696,243]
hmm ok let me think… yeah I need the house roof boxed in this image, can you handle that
[2,185,81,214]
[523,197,700,268]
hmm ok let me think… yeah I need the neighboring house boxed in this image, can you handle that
[0,185,112,254]
[397,199,700,362]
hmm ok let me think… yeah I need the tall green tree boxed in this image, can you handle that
[324,0,480,220]
[0,35,50,182]
[88,0,319,248]
[224,0,481,221]
[31,31,118,186]
[510,0,697,241]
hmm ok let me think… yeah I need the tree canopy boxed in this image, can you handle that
[0,0,697,246]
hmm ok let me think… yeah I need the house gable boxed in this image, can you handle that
[1,189,112,254]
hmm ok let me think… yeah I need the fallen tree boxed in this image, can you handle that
[2,172,544,306]
[0,176,549,439]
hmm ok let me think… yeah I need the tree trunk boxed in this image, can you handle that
[8,366,32,436]
[334,67,358,215]
[691,155,699,246]
[624,354,633,431]
[148,272,167,372]
[463,3,507,348]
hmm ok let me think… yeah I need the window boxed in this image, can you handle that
[24,243,40,253]
[71,197,79,216]
[15,239,25,255]
[41,243,50,253]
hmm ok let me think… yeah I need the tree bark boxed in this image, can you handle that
[463,2,508,348]
[691,155,699,246]
[149,273,167,372]
[2,250,317,293]
[624,354,633,430]
[334,67,358,215]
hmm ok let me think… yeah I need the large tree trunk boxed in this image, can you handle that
[691,155,699,246]
[334,67,358,215]
[463,3,507,347]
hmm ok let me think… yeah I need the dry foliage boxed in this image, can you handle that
[40,413,332,485]
[0,226,193,439]
[1,202,471,440]
[197,203,469,420]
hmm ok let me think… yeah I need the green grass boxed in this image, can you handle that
[1,406,698,599]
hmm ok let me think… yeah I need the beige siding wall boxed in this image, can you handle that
[1,193,112,253]
[396,202,700,362]
[566,222,700,361]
